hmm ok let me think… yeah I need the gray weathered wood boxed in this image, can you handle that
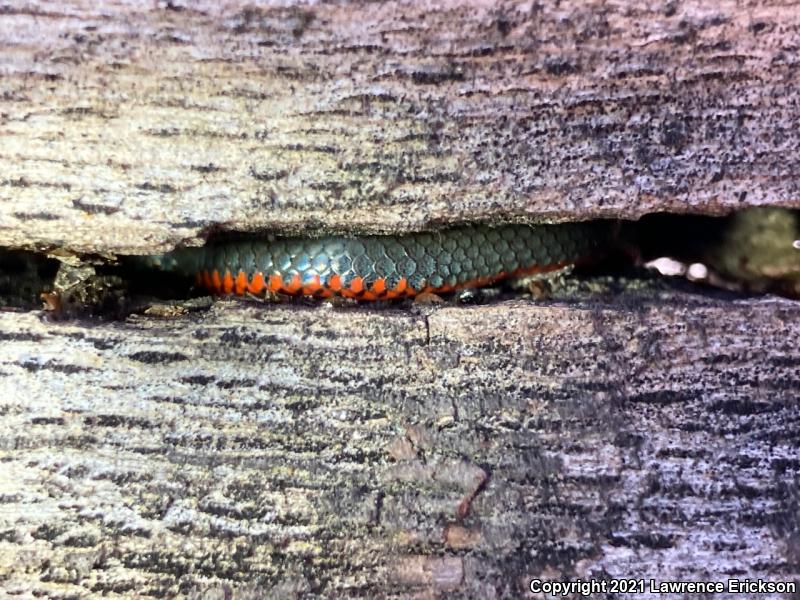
[1,291,798,597]
[2,1,799,597]
[1,0,799,254]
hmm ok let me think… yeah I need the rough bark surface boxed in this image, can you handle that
[2,2,800,598]
[1,1,799,254]
[1,291,799,598]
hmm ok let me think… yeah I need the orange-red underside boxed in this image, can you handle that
[196,262,569,300]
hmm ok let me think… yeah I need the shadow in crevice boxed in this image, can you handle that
[1,208,798,313]
[622,208,799,298]
[0,249,59,310]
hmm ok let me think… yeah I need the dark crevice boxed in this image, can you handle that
[0,250,59,310]
[0,208,797,316]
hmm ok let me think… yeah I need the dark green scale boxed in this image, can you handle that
[138,221,613,295]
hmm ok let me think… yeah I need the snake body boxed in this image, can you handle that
[143,222,611,300]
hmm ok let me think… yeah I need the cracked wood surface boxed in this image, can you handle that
[1,0,800,254]
[0,292,799,597]
[2,1,800,598]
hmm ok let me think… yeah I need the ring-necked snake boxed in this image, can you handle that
[141,221,612,301]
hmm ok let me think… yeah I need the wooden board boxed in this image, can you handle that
[1,0,799,254]
[1,290,798,597]
[2,1,799,597]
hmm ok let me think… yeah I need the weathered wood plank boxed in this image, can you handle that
[1,0,799,253]
[2,2,799,597]
[1,291,798,597]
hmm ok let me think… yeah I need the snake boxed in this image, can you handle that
[139,221,613,300]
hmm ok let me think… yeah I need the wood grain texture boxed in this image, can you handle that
[1,291,798,597]
[1,0,799,253]
[2,2,799,597]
